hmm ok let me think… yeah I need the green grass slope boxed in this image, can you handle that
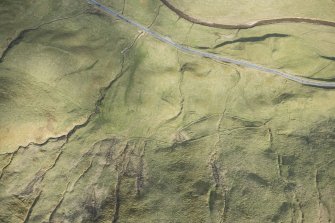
[0,0,334,222]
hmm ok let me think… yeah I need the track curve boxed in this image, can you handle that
[160,0,335,29]
[87,0,335,88]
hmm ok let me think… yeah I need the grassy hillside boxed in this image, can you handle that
[0,0,334,222]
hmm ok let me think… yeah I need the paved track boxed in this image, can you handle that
[87,0,335,88]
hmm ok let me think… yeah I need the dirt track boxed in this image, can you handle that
[160,0,335,29]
